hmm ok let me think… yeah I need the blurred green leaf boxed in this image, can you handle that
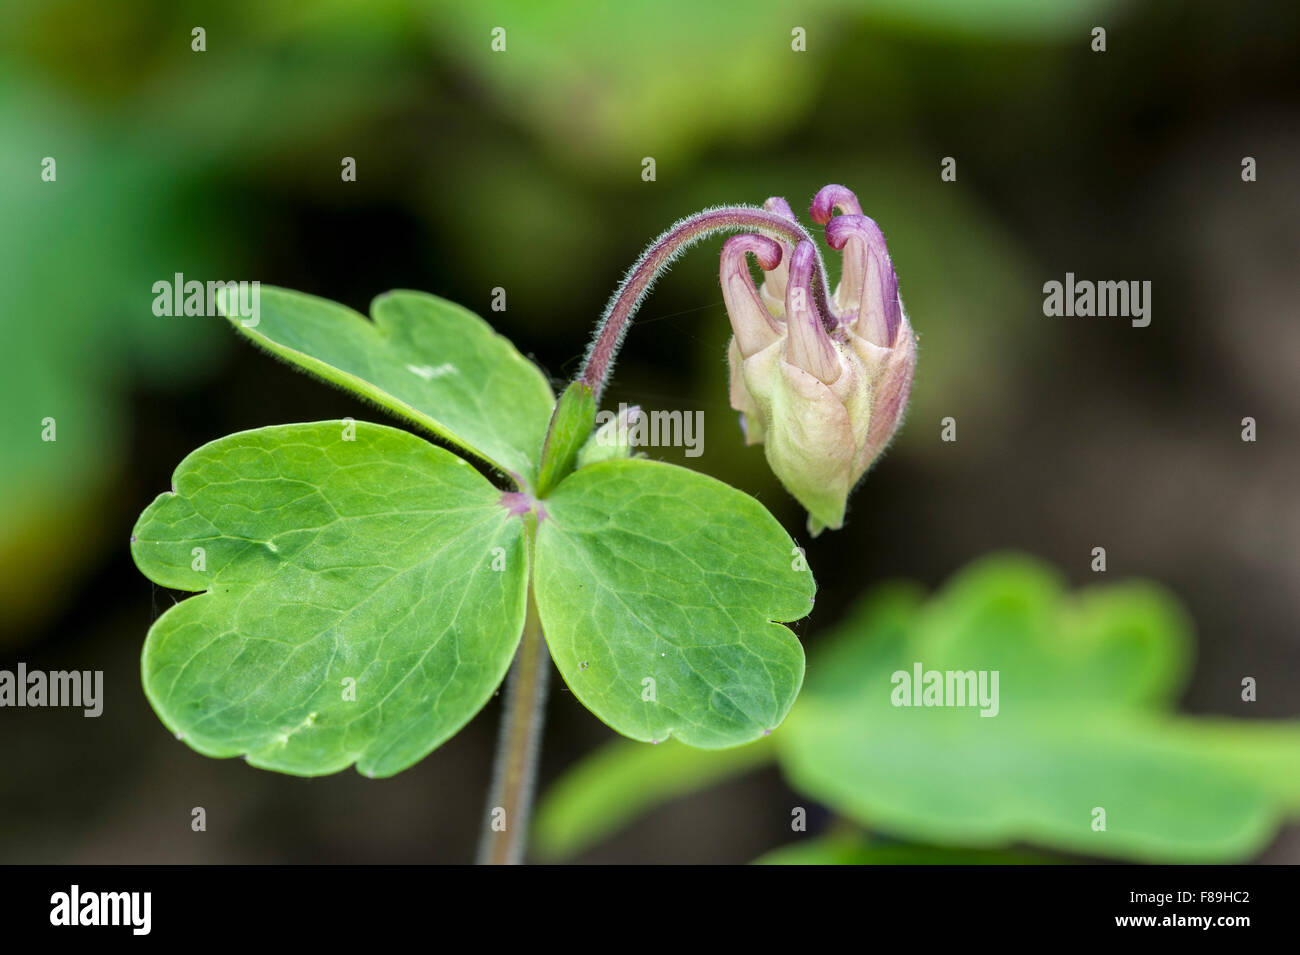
[420,0,1123,170]
[0,75,226,630]
[536,554,1300,862]
[780,555,1300,862]
[422,3,820,172]
[755,837,1051,865]
[534,737,773,859]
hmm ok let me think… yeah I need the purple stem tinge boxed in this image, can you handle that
[579,205,834,403]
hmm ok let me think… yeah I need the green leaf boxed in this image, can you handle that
[754,838,1052,866]
[218,286,555,485]
[534,737,774,859]
[535,381,595,497]
[534,458,813,748]
[779,554,1300,862]
[130,421,528,778]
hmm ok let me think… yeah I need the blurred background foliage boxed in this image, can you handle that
[535,556,1300,863]
[0,0,1296,862]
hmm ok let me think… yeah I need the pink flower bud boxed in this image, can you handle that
[723,184,917,534]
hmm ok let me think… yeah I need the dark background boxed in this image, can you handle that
[1,0,1297,863]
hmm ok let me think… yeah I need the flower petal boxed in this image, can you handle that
[826,214,901,347]
[784,241,840,384]
[720,234,784,358]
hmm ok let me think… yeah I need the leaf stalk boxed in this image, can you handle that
[477,555,550,865]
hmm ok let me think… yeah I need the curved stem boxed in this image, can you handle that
[579,205,834,403]
[476,578,550,865]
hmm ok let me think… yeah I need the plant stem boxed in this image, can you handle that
[476,581,550,865]
[579,205,834,403]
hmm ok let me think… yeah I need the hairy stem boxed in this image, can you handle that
[476,579,550,865]
[579,205,834,403]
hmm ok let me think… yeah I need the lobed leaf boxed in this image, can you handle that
[535,458,813,748]
[131,421,529,778]
[218,286,555,485]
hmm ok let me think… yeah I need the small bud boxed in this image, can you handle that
[578,403,640,468]
[722,184,916,534]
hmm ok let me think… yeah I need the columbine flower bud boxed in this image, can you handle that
[723,184,916,535]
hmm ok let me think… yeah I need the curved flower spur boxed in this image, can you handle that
[722,184,917,534]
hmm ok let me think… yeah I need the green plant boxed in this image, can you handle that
[535,554,1300,863]
[129,184,913,863]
